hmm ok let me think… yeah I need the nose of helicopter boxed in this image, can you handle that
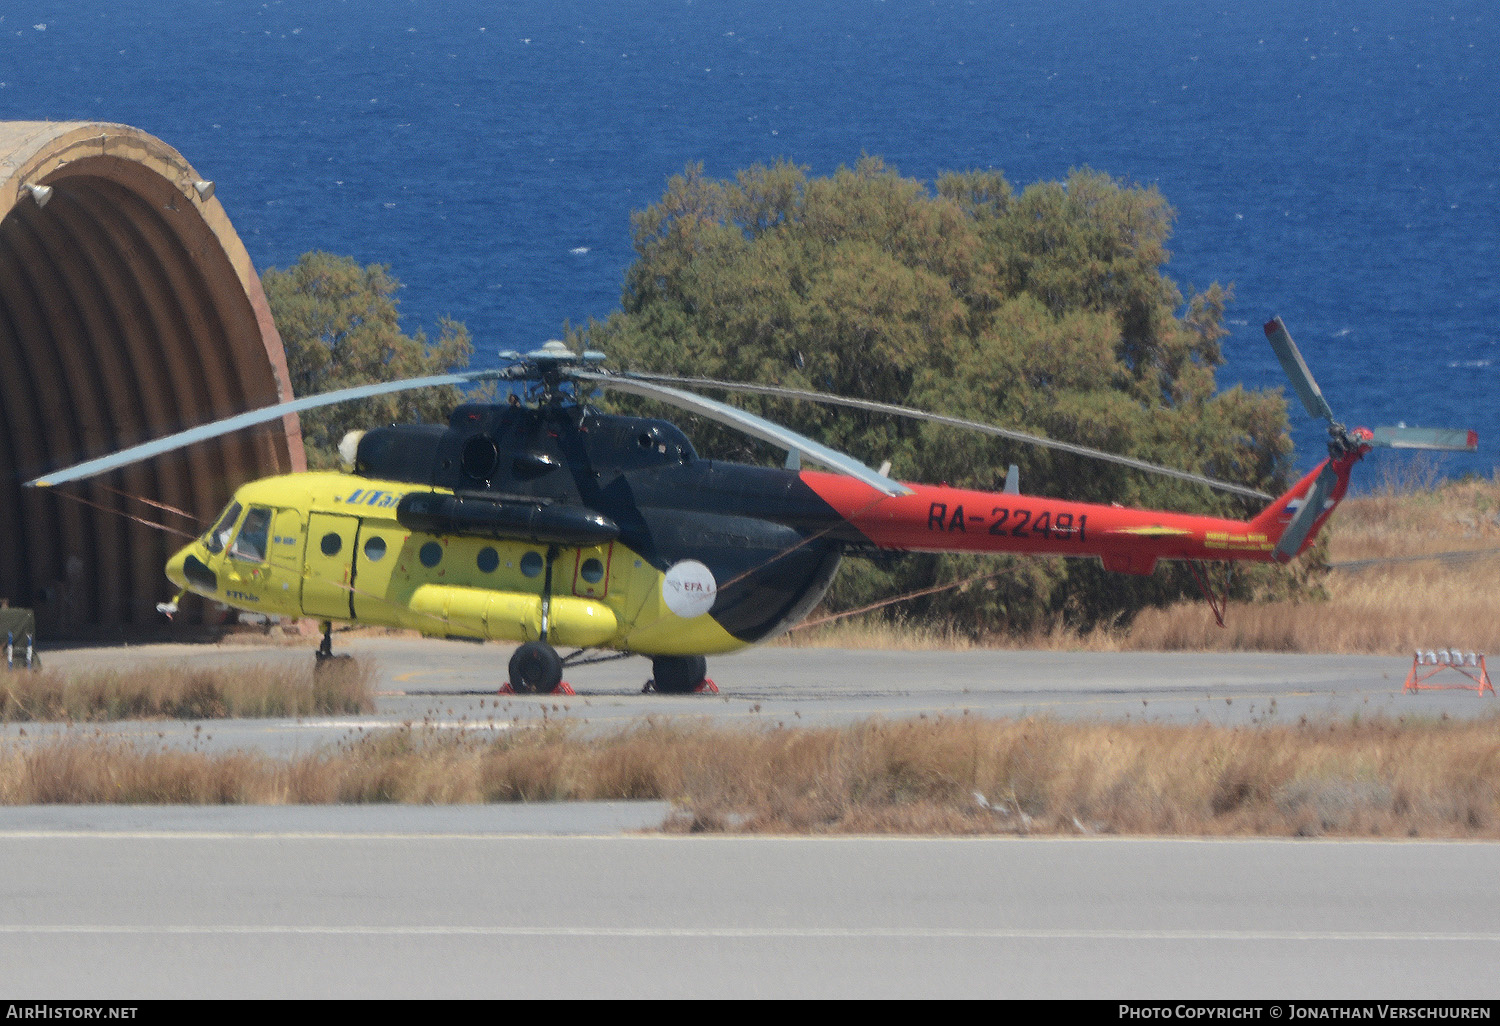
[165,542,217,595]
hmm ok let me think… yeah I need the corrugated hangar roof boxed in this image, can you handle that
[0,121,303,633]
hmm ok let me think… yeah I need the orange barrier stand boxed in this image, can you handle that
[1404,650,1495,696]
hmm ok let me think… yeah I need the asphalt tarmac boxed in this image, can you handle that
[5,637,1498,998]
[2,812,1497,999]
[12,635,1495,757]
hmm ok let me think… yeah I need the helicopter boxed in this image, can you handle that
[26,317,1476,694]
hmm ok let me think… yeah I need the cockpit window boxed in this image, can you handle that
[229,506,272,563]
[204,501,242,555]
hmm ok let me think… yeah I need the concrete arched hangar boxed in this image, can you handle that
[0,121,303,634]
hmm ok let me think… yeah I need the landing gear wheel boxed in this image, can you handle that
[651,655,708,694]
[509,641,563,694]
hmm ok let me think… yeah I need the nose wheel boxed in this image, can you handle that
[313,620,353,670]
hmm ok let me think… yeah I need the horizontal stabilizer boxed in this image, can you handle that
[1370,426,1478,452]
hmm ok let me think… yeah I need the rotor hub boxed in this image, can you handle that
[496,340,608,405]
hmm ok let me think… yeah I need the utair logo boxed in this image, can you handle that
[338,488,401,508]
[662,560,718,618]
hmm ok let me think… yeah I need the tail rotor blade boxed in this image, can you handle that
[1370,426,1478,452]
[1273,462,1338,563]
[1264,317,1336,424]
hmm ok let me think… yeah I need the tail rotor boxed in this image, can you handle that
[1263,316,1477,562]
[1264,316,1476,458]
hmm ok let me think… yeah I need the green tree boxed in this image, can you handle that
[262,252,476,468]
[584,158,1299,635]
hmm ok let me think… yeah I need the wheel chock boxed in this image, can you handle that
[497,681,575,696]
[641,677,719,694]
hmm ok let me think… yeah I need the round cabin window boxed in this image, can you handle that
[419,541,443,568]
[363,536,387,562]
[320,532,342,557]
[520,551,544,578]
[579,557,605,585]
[476,547,499,573]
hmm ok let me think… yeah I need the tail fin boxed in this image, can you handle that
[1249,455,1357,563]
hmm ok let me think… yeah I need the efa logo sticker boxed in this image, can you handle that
[663,560,718,618]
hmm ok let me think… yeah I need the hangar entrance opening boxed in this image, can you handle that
[0,122,302,635]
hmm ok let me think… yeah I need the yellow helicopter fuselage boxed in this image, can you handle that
[166,471,747,657]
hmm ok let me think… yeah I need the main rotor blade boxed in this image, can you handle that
[26,370,503,488]
[576,371,913,497]
[618,372,1275,503]
[1264,317,1336,424]
[1370,426,1478,451]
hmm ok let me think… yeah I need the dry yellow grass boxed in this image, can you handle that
[1122,471,1500,654]
[787,472,1500,655]
[0,659,373,722]
[5,714,1498,838]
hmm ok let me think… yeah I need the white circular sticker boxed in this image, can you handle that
[662,559,718,618]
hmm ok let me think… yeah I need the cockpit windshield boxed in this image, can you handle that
[229,506,272,563]
[203,501,242,554]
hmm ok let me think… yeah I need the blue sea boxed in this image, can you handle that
[2,0,1496,480]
